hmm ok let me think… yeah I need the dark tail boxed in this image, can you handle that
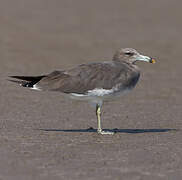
[9,75,45,87]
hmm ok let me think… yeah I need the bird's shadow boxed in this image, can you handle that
[38,127,178,134]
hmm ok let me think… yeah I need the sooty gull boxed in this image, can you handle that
[9,48,156,135]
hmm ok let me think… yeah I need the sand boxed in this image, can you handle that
[1,0,182,179]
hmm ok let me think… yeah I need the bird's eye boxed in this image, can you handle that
[124,52,133,56]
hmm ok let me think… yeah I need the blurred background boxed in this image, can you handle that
[1,0,182,179]
[1,0,181,71]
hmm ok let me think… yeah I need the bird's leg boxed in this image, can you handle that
[96,104,102,133]
[96,104,114,135]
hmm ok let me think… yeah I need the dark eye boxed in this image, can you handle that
[125,52,134,56]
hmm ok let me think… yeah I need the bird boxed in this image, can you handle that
[9,48,156,135]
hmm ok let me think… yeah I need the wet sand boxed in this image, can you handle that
[1,0,182,179]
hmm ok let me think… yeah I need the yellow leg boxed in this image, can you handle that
[96,104,114,135]
[96,105,102,133]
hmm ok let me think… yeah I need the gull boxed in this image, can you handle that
[9,48,156,135]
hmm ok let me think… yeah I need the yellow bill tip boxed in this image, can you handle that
[150,58,156,64]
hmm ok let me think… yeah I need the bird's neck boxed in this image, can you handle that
[113,59,135,66]
[112,60,140,72]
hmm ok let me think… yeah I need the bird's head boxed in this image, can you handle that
[112,48,156,64]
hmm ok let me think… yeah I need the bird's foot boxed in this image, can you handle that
[97,129,115,135]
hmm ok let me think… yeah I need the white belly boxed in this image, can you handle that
[69,86,133,102]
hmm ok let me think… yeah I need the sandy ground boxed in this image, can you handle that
[1,0,182,179]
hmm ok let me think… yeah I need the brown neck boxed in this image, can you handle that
[112,59,133,65]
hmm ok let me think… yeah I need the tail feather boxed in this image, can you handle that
[9,75,45,88]
[9,75,45,82]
